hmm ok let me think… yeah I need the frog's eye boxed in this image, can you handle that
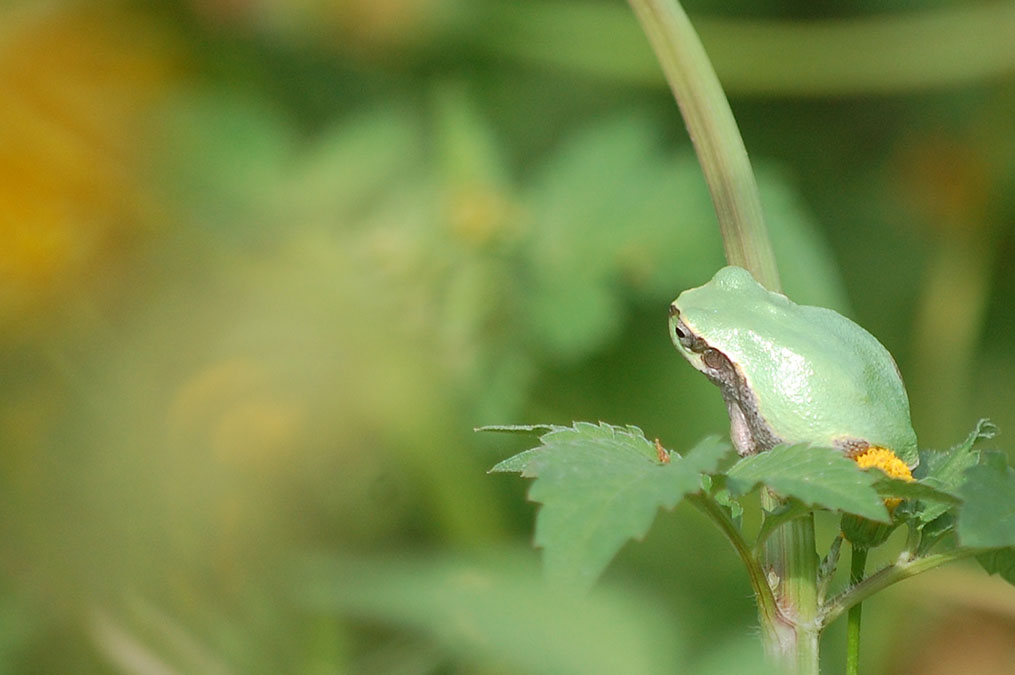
[673,319,701,350]
[702,348,726,370]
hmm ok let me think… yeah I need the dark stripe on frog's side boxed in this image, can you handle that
[683,337,782,456]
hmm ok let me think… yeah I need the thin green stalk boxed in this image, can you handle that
[821,547,983,627]
[845,547,868,675]
[903,523,922,558]
[626,0,780,292]
[625,1,820,670]
[688,493,786,651]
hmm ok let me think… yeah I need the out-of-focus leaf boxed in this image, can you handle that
[519,114,850,360]
[432,83,510,189]
[756,165,850,312]
[692,633,781,675]
[957,451,1015,549]
[725,444,889,522]
[490,423,730,588]
[154,90,293,228]
[295,552,682,675]
[285,108,423,221]
[523,116,720,359]
[0,593,39,668]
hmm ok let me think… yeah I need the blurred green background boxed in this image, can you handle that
[1,0,1014,673]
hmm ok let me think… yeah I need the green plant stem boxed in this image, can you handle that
[760,489,819,675]
[845,547,868,675]
[625,0,822,670]
[904,523,922,558]
[688,493,785,650]
[753,500,811,553]
[821,547,984,627]
[626,0,780,292]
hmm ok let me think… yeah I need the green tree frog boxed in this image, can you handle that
[669,266,918,467]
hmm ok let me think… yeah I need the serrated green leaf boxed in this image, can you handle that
[956,451,1015,549]
[914,449,977,490]
[911,420,995,525]
[703,475,744,527]
[490,447,546,475]
[726,444,889,522]
[964,418,999,446]
[921,512,955,541]
[915,512,957,556]
[977,548,1015,586]
[490,423,731,589]
[914,419,995,481]
[674,434,732,473]
[872,477,961,504]
[479,424,565,436]
[818,534,844,600]
[881,472,961,549]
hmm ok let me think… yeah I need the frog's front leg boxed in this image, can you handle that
[726,399,758,456]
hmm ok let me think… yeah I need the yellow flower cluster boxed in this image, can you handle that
[853,446,913,510]
[853,446,913,480]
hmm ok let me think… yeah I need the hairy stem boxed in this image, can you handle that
[760,489,819,674]
[821,547,984,627]
[625,0,822,669]
[687,493,785,650]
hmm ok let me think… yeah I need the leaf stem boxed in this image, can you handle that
[821,547,984,627]
[626,0,780,291]
[687,493,785,650]
[845,546,868,675]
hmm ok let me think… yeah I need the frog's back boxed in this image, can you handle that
[678,267,918,466]
[740,301,919,466]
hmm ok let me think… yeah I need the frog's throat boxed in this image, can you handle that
[708,362,781,457]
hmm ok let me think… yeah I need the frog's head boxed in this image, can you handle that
[669,293,775,456]
[668,266,763,381]
[668,301,740,391]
